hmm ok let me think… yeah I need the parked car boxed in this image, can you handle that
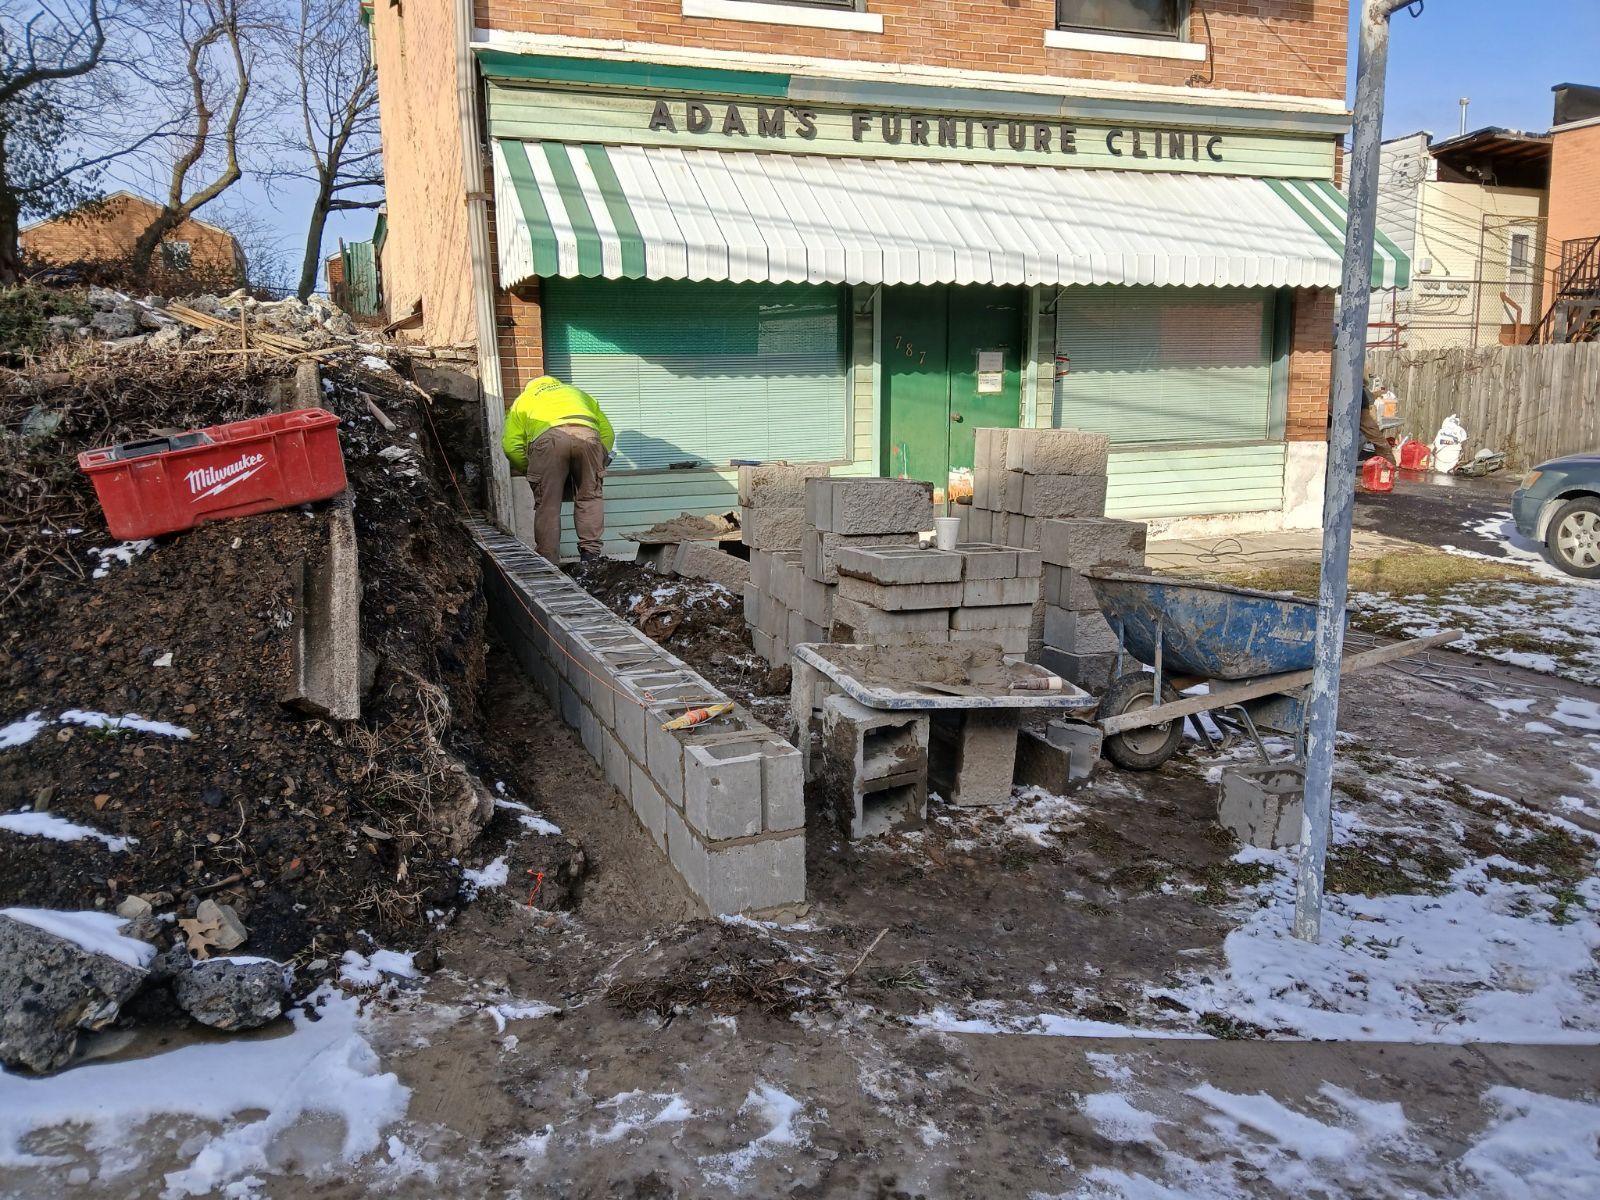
[1512,453,1600,578]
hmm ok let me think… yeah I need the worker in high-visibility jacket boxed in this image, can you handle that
[502,376,615,562]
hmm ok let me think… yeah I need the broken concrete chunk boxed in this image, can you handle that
[1217,762,1306,850]
[171,955,290,1031]
[0,910,153,1073]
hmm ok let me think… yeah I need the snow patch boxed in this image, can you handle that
[699,1083,809,1187]
[460,856,508,898]
[1461,1086,1600,1197]
[89,539,154,579]
[909,1006,1205,1040]
[339,949,418,987]
[485,1001,559,1033]
[0,986,407,1196]
[0,713,47,750]
[59,710,193,739]
[1,907,155,969]
[589,1090,695,1144]
[0,811,134,852]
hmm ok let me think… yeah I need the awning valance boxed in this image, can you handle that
[491,140,1408,292]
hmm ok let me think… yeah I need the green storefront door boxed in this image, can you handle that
[882,285,1025,493]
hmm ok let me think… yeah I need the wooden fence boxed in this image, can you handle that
[1368,342,1600,472]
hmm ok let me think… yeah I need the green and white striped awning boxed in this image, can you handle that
[492,139,1409,291]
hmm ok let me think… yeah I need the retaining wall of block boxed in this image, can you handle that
[470,521,805,915]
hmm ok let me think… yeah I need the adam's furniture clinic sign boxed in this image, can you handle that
[485,86,1337,179]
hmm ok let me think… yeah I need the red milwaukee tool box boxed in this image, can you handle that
[78,408,347,541]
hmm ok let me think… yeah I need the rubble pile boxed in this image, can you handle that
[0,304,521,1068]
[49,286,360,353]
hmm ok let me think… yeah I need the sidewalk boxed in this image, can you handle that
[1147,527,1421,576]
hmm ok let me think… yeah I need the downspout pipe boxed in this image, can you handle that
[1293,0,1421,942]
[456,0,515,530]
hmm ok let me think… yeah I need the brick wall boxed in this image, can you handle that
[477,0,1348,101]
[1286,288,1334,440]
[369,0,477,344]
[1543,121,1600,305]
[20,194,243,288]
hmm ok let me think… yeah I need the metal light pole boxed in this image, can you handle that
[1293,0,1423,942]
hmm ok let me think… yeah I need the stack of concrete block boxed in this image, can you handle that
[739,463,830,553]
[964,427,1110,550]
[472,521,805,916]
[1038,516,1149,689]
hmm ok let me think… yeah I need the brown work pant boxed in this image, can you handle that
[526,424,606,560]
[1359,408,1398,466]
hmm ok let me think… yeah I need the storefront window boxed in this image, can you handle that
[542,278,850,471]
[1056,0,1188,39]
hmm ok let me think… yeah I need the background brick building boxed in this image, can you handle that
[20,192,246,293]
[372,0,1374,545]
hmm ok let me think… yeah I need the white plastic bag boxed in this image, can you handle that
[1432,414,1467,474]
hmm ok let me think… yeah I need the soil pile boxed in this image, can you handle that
[570,558,790,723]
[0,337,502,979]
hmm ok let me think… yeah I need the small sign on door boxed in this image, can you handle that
[976,350,1004,394]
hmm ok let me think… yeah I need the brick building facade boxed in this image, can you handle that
[371,0,1374,547]
[20,192,246,292]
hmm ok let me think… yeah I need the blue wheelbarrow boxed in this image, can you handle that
[1082,568,1460,770]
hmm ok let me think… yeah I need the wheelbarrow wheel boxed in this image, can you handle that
[1097,671,1184,771]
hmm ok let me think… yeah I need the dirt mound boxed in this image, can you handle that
[0,341,501,980]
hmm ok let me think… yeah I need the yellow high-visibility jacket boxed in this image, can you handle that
[501,376,615,474]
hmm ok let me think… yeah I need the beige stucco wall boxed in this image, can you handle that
[1407,180,1546,350]
[369,0,475,346]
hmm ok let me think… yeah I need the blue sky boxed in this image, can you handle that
[1363,0,1600,140]
[237,2,1599,294]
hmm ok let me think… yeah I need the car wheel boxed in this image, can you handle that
[1546,497,1600,579]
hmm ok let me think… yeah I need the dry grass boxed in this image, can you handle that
[1226,551,1540,599]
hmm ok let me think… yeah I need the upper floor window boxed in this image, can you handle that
[1057,0,1189,40]
[161,241,192,272]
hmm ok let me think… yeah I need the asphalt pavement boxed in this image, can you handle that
[1353,468,1524,557]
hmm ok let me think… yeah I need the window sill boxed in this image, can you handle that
[681,0,883,34]
[1044,28,1207,61]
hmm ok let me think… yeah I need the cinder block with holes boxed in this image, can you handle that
[820,693,929,839]
[683,739,765,841]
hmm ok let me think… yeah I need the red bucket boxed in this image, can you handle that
[1361,455,1396,493]
[78,408,347,541]
[1398,439,1432,471]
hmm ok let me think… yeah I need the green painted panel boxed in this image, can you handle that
[881,285,950,485]
[476,50,788,98]
[1054,287,1275,446]
[949,287,1026,473]
[1105,444,1285,519]
[485,85,1337,180]
[543,277,849,471]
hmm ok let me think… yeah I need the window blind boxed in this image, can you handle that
[1053,286,1274,445]
[542,278,849,471]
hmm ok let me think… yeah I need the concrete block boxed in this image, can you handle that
[1039,517,1149,570]
[770,553,802,608]
[835,545,963,586]
[990,509,1013,547]
[1217,762,1306,850]
[1044,607,1121,654]
[559,678,582,729]
[675,540,752,591]
[665,804,708,901]
[802,529,920,585]
[635,542,676,574]
[1004,428,1111,477]
[630,761,667,849]
[738,462,829,508]
[967,505,993,543]
[743,581,761,626]
[830,596,951,643]
[751,627,776,664]
[1038,646,1117,690]
[759,739,805,832]
[578,700,603,759]
[646,704,687,808]
[601,730,631,796]
[805,477,933,535]
[280,499,361,720]
[750,549,772,592]
[1013,719,1101,792]
[740,505,808,550]
[705,832,806,915]
[956,543,1041,580]
[1004,474,1106,519]
[836,575,963,611]
[950,603,1033,631]
[961,575,1040,607]
[798,573,834,628]
[1043,564,1101,611]
[684,740,765,841]
[1016,515,1044,551]
[821,694,930,838]
[929,709,1020,807]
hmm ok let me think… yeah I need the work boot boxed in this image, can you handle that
[579,550,604,563]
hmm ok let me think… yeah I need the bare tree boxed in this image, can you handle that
[127,0,259,283]
[280,0,381,301]
[0,2,109,283]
